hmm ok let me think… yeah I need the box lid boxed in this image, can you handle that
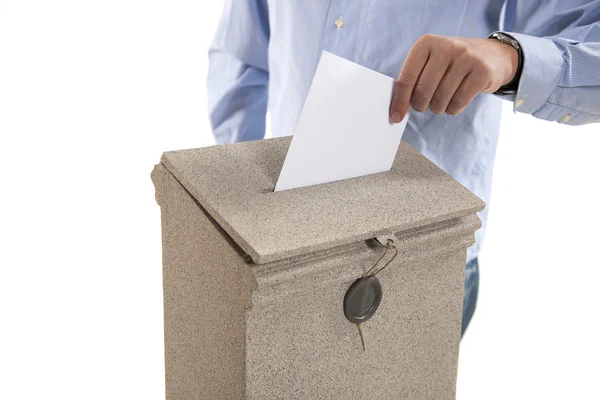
[160,137,485,264]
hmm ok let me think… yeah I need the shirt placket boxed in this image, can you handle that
[321,0,370,64]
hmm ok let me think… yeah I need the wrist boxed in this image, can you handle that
[501,43,519,86]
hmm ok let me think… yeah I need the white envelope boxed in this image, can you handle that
[275,51,410,191]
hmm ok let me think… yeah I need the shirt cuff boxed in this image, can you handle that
[500,32,563,115]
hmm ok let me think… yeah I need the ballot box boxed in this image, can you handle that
[151,136,485,400]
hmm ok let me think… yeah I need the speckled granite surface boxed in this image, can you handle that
[152,137,485,399]
[161,137,485,264]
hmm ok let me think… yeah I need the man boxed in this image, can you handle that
[207,0,600,336]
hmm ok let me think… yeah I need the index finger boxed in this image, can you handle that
[390,37,431,123]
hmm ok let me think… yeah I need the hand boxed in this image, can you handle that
[389,34,519,123]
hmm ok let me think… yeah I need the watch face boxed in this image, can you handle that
[493,33,519,49]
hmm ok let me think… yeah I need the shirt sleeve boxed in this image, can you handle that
[207,0,270,144]
[497,0,600,125]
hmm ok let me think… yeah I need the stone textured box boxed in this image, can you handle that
[151,136,485,400]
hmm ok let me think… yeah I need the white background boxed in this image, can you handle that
[1,1,599,399]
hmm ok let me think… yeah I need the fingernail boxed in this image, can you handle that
[390,111,403,124]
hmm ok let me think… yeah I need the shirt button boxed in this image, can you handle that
[515,97,525,107]
[562,113,572,122]
[334,17,344,28]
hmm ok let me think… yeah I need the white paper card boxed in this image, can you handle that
[275,51,410,191]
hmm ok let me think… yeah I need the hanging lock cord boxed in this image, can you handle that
[355,239,398,351]
[363,239,398,278]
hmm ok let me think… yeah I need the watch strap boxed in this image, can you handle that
[488,32,524,95]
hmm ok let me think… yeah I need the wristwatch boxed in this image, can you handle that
[487,32,523,95]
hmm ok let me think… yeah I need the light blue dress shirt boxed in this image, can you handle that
[208,0,600,262]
